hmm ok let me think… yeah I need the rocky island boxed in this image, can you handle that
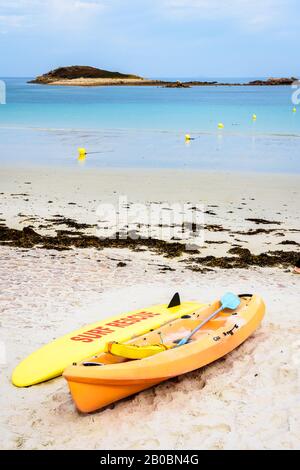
[28,66,164,86]
[29,66,298,87]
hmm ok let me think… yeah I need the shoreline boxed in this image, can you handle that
[2,163,300,174]
[1,124,300,139]
[29,77,298,88]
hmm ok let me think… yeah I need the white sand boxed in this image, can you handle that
[0,246,299,450]
[1,167,299,256]
[45,78,159,87]
[0,166,300,450]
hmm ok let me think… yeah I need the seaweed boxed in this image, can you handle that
[187,247,298,269]
[44,216,96,230]
[0,224,298,268]
[0,224,196,258]
[278,240,300,246]
[245,218,282,225]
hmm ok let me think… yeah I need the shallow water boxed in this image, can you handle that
[0,78,299,172]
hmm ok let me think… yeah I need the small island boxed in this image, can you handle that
[29,66,298,87]
[28,66,163,86]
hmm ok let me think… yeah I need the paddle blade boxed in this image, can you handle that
[221,292,240,310]
[177,338,188,347]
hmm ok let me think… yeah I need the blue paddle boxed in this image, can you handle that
[177,292,241,347]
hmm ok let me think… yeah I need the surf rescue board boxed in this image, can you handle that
[12,294,204,387]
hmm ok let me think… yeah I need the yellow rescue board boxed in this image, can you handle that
[12,300,204,387]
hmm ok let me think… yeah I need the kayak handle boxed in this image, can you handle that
[82,362,104,367]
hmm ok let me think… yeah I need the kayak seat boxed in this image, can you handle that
[106,341,171,360]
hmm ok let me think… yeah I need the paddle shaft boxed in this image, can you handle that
[177,305,224,346]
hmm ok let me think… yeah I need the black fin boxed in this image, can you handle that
[168,292,181,308]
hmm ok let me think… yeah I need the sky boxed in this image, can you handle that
[0,0,299,78]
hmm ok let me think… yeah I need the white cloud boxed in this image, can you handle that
[0,0,104,8]
[44,0,107,30]
[160,0,287,30]
[49,0,106,14]
[0,0,294,34]
[0,0,107,32]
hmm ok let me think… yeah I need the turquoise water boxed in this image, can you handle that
[0,78,299,172]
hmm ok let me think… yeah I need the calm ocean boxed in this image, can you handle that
[0,77,299,172]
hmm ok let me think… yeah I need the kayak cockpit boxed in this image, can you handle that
[81,296,251,365]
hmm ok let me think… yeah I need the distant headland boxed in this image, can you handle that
[29,66,298,87]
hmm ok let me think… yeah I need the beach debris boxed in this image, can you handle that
[245,218,281,225]
[44,216,96,230]
[278,240,300,246]
[187,247,299,270]
[294,257,300,274]
[0,224,298,268]
[0,223,196,257]
[117,262,127,268]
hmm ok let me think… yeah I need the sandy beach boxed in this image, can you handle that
[42,78,162,87]
[1,0,300,455]
[1,167,299,255]
[0,166,299,450]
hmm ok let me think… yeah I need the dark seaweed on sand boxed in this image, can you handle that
[0,224,298,268]
[0,225,195,257]
[187,247,298,270]
[245,218,282,225]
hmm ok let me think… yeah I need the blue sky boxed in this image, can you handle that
[0,0,299,77]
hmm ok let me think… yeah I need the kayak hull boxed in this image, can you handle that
[67,380,163,413]
[64,294,265,413]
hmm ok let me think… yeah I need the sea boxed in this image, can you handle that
[0,77,299,173]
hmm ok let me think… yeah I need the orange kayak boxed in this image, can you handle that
[63,294,265,413]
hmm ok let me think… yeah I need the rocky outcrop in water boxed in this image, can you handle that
[248,77,298,86]
[164,81,191,88]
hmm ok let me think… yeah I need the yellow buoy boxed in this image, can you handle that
[78,148,87,159]
[293,107,297,113]
[185,134,191,141]
[218,123,224,129]
[252,114,257,120]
